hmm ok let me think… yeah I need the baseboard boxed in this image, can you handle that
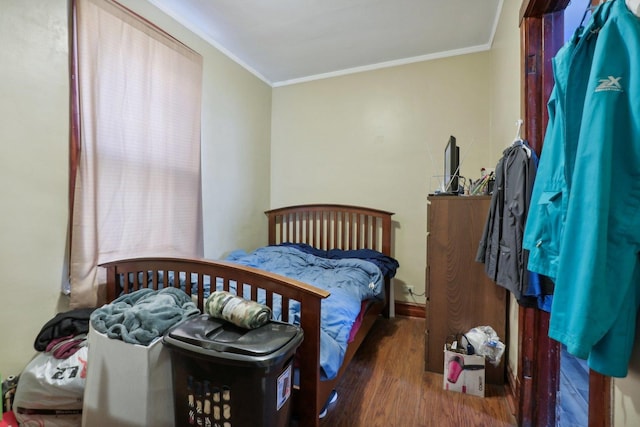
[395,301,425,318]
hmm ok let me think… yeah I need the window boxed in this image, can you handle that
[69,0,204,308]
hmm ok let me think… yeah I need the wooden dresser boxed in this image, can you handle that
[424,195,507,385]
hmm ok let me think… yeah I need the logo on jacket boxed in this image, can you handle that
[595,76,623,93]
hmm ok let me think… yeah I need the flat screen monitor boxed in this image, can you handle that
[444,135,460,193]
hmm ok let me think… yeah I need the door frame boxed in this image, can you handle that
[517,1,612,426]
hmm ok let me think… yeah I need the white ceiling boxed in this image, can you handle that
[147,0,504,87]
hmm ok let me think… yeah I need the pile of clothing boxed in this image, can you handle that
[12,307,94,427]
[11,287,201,426]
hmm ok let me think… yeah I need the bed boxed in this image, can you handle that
[100,204,396,426]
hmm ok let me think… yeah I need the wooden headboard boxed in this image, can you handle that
[265,204,394,256]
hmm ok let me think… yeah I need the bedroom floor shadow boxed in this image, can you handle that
[316,316,516,427]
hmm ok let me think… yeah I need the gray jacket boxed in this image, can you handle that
[476,142,536,305]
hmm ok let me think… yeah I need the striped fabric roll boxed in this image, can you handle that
[205,291,272,329]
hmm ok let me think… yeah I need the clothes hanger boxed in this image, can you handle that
[579,0,611,27]
[512,119,523,144]
[512,119,531,158]
[579,0,595,27]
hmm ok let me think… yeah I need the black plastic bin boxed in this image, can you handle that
[163,314,303,427]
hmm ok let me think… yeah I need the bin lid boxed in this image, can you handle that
[166,314,300,356]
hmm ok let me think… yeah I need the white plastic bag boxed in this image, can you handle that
[465,326,505,367]
[13,345,88,427]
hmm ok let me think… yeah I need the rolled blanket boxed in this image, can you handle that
[205,291,272,329]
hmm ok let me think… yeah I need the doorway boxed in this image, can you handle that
[555,4,591,426]
[518,1,612,426]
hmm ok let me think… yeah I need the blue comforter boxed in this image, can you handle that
[280,242,400,278]
[225,245,385,380]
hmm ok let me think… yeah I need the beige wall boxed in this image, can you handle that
[0,0,71,377]
[0,0,271,377]
[271,53,494,305]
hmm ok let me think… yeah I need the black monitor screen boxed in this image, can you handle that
[444,136,459,193]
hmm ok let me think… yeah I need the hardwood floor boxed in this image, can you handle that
[318,316,517,427]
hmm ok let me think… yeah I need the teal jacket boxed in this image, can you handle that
[524,0,640,378]
[523,2,609,280]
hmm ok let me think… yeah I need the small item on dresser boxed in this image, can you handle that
[205,291,272,329]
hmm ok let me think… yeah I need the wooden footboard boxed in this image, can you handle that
[101,257,330,425]
[100,204,394,426]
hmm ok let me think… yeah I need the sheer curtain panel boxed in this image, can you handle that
[70,0,204,308]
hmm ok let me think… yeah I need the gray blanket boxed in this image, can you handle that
[91,287,200,345]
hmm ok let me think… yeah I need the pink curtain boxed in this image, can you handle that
[70,0,204,308]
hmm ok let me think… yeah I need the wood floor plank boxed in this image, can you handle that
[318,316,517,427]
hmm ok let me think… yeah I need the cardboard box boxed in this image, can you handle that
[82,325,174,426]
[443,347,486,397]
